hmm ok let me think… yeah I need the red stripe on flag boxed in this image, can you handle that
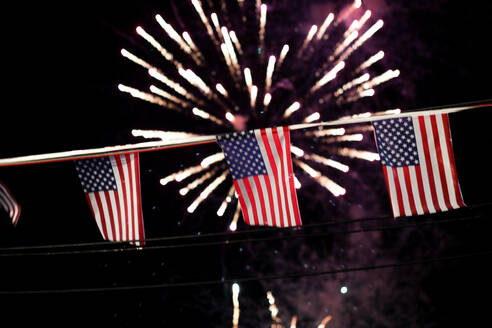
[414,165,430,214]
[133,153,145,244]
[392,167,405,216]
[441,114,465,207]
[271,128,293,226]
[418,116,442,212]
[260,129,285,226]
[234,180,251,225]
[283,126,302,225]
[402,167,417,215]
[430,115,452,210]
[126,154,136,242]
[243,178,260,225]
[253,176,268,225]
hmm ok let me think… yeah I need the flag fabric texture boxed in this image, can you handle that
[0,181,21,225]
[372,113,465,217]
[217,126,302,227]
[74,153,145,245]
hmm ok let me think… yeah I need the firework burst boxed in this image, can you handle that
[117,0,399,230]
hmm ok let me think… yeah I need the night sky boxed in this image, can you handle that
[1,0,492,327]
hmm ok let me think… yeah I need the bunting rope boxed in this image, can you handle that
[0,100,490,167]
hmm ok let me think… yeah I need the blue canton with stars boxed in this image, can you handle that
[372,117,420,168]
[216,130,268,180]
[74,157,118,194]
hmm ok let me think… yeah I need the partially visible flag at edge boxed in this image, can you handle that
[372,113,465,217]
[217,126,302,227]
[0,180,21,225]
[74,153,145,246]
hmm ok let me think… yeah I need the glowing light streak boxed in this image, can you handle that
[282,101,301,119]
[120,49,152,69]
[316,13,334,40]
[150,85,191,108]
[265,55,276,92]
[225,112,235,122]
[191,0,219,46]
[229,30,243,54]
[303,153,350,172]
[187,170,228,213]
[343,88,374,103]
[278,44,290,68]
[259,4,267,56]
[229,202,241,231]
[360,69,400,89]
[266,291,281,323]
[334,73,370,97]
[232,283,240,328]
[182,31,199,53]
[263,92,272,107]
[311,61,345,92]
[244,67,253,91]
[217,184,236,217]
[210,13,223,40]
[294,175,301,189]
[305,128,346,137]
[339,19,384,62]
[179,166,221,196]
[198,153,225,169]
[290,145,305,157]
[118,84,181,111]
[136,26,181,68]
[131,129,202,141]
[216,83,229,97]
[298,25,318,56]
[192,107,225,125]
[179,68,212,96]
[357,10,372,31]
[221,43,234,76]
[160,164,204,186]
[295,159,346,196]
[221,26,240,77]
[333,30,358,58]
[355,50,385,73]
[155,14,193,55]
[148,68,204,105]
[317,316,333,328]
[290,316,297,328]
[328,147,380,162]
[250,85,258,109]
[303,112,321,123]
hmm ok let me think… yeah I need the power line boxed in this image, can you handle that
[2,249,491,295]
[0,214,485,257]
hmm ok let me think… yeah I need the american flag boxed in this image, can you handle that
[372,113,465,217]
[0,181,21,226]
[217,126,302,227]
[74,153,145,245]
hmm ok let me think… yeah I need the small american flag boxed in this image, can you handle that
[0,181,21,226]
[372,113,465,217]
[75,153,145,245]
[217,127,302,227]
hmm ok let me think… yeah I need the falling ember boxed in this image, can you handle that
[200,152,225,168]
[339,19,384,62]
[229,30,243,54]
[250,85,258,109]
[263,92,272,107]
[225,112,235,122]
[278,44,290,68]
[192,107,225,125]
[298,25,318,56]
[290,316,297,328]
[327,147,381,162]
[355,50,385,73]
[303,112,321,123]
[311,61,345,93]
[216,83,229,97]
[120,49,152,69]
[136,26,181,68]
[155,14,194,57]
[259,3,267,56]
[118,84,181,112]
[305,128,346,137]
[217,184,235,217]
[334,73,370,97]
[179,166,221,196]
[160,164,204,186]
[321,134,364,143]
[244,67,253,91]
[303,152,350,172]
[265,55,276,92]
[150,85,191,108]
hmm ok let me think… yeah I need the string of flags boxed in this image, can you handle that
[0,103,489,244]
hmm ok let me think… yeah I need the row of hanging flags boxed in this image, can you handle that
[1,104,486,245]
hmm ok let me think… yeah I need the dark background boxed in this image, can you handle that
[1,0,491,327]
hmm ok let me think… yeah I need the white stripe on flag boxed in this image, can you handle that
[108,191,120,241]
[265,128,289,227]
[129,154,140,242]
[435,114,460,209]
[99,192,114,241]
[277,127,296,226]
[0,194,12,218]
[412,117,436,213]
[247,176,264,225]
[258,175,273,226]
[254,130,280,226]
